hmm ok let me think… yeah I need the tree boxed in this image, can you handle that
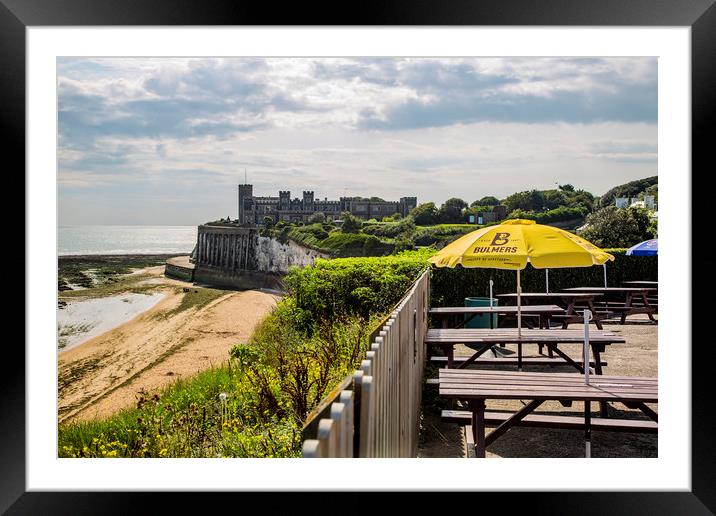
[559,184,575,192]
[382,212,403,222]
[628,206,654,239]
[439,198,468,223]
[262,216,274,229]
[542,189,567,210]
[340,211,363,233]
[503,191,534,212]
[565,190,595,211]
[578,206,653,247]
[477,196,500,206]
[408,202,440,225]
[467,205,493,215]
[308,212,326,223]
[529,190,545,211]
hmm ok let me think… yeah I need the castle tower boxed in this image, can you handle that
[279,190,291,211]
[399,196,418,216]
[302,190,314,211]
[238,184,253,224]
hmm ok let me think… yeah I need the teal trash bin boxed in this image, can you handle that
[464,297,499,329]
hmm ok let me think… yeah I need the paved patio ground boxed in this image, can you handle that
[418,314,658,458]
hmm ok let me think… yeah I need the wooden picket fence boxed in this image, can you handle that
[302,269,430,457]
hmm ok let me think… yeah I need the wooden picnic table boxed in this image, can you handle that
[429,304,565,329]
[425,328,624,373]
[438,368,658,457]
[562,287,657,324]
[426,328,626,418]
[496,292,607,329]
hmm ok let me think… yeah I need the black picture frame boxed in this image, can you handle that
[6,0,712,513]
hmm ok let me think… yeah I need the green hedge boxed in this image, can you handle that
[429,249,658,307]
[284,249,432,324]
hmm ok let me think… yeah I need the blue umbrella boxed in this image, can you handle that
[626,239,658,256]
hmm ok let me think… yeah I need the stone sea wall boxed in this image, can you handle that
[255,236,328,273]
[185,224,328,289]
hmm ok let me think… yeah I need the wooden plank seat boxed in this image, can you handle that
[549,312,616,328]
[429,305,561,329]
[430,355,607,368]
[425,328,624,380]
[441,409,657,433]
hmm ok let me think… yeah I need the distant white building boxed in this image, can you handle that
[615,197,630,208]
[615,195,657,210]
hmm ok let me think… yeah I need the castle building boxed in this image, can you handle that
[237,184,417,225]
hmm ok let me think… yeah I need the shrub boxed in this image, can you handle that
[340,211,363,233]
[284,249,432,321]
[362,217,415,238]
[409,202,440,225]
[308,212,326,223]
[508,206,588,224]
[579,206,654,247]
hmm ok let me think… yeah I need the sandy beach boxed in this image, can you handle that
[58,263,280,424]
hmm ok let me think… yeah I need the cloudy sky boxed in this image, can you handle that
[58,57,657,225]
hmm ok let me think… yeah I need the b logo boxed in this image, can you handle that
[490,232,511,246]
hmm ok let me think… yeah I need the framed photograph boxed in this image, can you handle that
[8,0,713,512]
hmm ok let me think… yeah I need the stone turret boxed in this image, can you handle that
[238,184,253,224]
[302,190,314,211]
[399,196,418,216]
[279,190,291,211]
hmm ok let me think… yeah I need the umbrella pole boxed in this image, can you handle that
[583,308,591,385]
[489,279,494,330]
[603,263,608,288]
[585,401,591,458]
[545,268,549,293]
[583,308,592,457]
[517,269,522,338]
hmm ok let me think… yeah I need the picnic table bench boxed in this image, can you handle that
[425,328,624,373]
[496,292,609,330]
[562,287,657,324]
[438,368,658,457]
[429,304,565,329]
[622,281,658,306]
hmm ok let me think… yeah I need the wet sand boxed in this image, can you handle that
[58,292,166,351]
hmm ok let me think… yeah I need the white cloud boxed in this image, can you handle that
[57,57,657,225]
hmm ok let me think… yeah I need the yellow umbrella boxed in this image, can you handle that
[428,219,614,338]
[430,219,613,457]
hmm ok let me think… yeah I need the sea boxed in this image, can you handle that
[58,225,198,256]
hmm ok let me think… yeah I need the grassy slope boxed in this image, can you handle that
[58,250,432,458]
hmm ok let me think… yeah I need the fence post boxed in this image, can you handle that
[330,401,348,458]
[339,391,354,457]
[317,419,335,457]
[351,370,363,458]
[302,439,322,458]
[359,375,373,457]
